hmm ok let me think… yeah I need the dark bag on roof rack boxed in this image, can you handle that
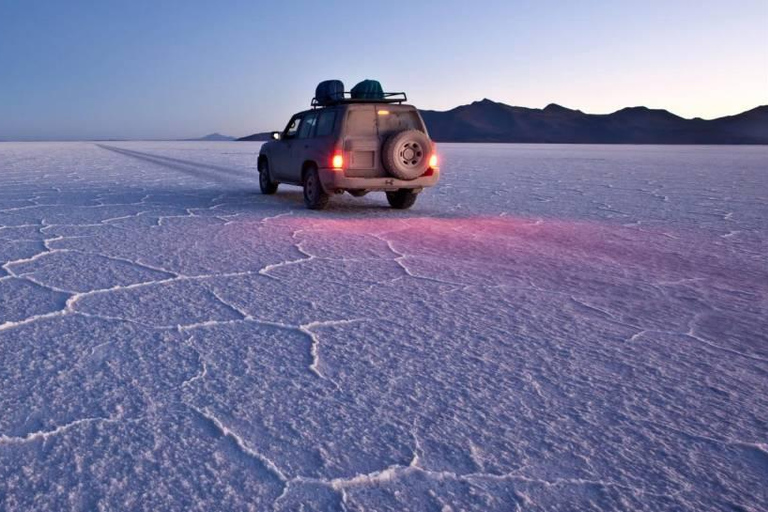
[350,79,384,100]
[315,80,345,106]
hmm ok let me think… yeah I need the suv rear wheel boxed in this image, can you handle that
[386,189,418,209]
[303,166,329,210]
[259,159,278,195]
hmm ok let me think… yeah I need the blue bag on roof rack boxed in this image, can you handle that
[350,79,384,100]
[315,80,345,106]
[311,79,407,107]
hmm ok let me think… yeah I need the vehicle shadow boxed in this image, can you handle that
[94,144,409,215]
[96,144,256,186]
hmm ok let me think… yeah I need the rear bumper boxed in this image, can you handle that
[318,168,440,193]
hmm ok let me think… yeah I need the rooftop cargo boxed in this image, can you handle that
[311,79,407,107]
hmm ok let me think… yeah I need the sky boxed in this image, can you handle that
[0,0,766,140]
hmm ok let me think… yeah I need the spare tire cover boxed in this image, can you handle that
[381,130,432,180]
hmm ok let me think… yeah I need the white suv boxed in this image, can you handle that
[258,81,440,209]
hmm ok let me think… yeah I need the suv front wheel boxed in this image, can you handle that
[303,166,329,210]
[259,159,278,195]
[386,189,418,209]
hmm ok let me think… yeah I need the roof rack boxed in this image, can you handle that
[311,92,407,108]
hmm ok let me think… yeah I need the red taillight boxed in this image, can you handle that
[331,152,344,169]
[429,153,438,168]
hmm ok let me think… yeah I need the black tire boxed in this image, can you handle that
[303,167,330,210]
[386,189,418,209]
[259,159,278,195]
[381,129,432,180]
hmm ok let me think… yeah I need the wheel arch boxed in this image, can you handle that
[301,160,318,182]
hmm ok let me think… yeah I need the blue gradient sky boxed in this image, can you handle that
[1,0,766,140]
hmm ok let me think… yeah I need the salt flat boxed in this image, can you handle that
[0,141,766,511]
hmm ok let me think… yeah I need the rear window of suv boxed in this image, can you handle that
[345,107,377,136]
[377,110,423,136]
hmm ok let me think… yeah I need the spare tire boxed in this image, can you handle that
[381,130,432,180]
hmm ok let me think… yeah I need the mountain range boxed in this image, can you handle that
[420,100,768,144]
[238,100,768,144]
[237,132,273,142]
[184,133,236,141]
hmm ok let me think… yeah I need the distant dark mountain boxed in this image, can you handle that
[184,133,236,141]
[237,132,273,141]
[419,100,768,144]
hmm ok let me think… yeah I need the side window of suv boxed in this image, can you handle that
[283,115,302,139]
[316,111,337,137]
[298,112,318,139]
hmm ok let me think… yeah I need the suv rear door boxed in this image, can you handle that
[343,105,380,177]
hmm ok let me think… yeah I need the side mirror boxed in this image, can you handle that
[271,131,281,140]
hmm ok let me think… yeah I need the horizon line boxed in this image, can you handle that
[1,100,765,142]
